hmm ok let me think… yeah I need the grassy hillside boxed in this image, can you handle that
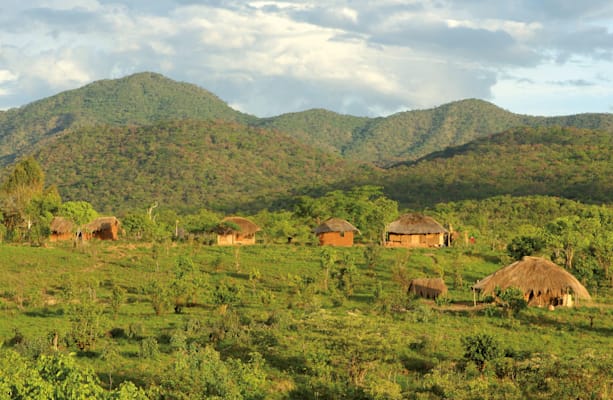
[382,126,613,209]
[0,72,253,164]
[34,119,379,213]
[0,241,610,399]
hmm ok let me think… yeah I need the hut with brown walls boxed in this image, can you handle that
[216,217,260,246]
[83,217,120,240]
[313,218,360,247]
[472,256,591,307]
[49,217,75,242]
[385,213,448,248]
[408,278,448,299]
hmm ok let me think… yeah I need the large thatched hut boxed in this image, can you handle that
[83,217,120,240]
[385,213,448,248]
[49,217,75,242]
[313,218,360,247]
[472,256,591,307]
[216,217,260,246]
[408,278,448,299]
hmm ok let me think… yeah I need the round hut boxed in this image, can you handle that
[313,218,360,247]
[385,213,448,248]
[408,278,448,299]
[472,256,591,307]
[216,216,260,246]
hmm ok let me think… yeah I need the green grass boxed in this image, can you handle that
[0,241,611,399]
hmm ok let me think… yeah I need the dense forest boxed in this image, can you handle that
[0,72,611,399]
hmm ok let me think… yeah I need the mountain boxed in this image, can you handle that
[264,99,613,166]
[1,73,612,213]
[34,119,379,213]
[3,73,613,170]
[0,72,253,165]
[381,126,613,209]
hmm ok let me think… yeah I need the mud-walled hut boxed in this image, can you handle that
[313,218,360,247]
[472,256,591,307]
[385,213,447,248]
[216,216,260,246]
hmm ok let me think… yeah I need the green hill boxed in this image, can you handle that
[34,119,378,213]
[264,99,613,166]
[0,72,253,164]
[382,126,613,209]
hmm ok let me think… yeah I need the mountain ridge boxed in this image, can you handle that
[2,72,613,168]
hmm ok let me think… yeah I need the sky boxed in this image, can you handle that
[1,0,612,118]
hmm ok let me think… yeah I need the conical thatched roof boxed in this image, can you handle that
[84,217,120,232]
[386,213,447,234]
[50,217,74,234]
[472,256,591,301]
[313,218,360,234]
[218,217,260,235]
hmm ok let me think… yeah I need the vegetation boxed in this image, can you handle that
[0,72,611,399]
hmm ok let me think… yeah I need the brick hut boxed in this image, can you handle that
[216,217,260,246]
[83,217,121,240]
[313,217,360,247]
[49,217,75,242]
[385,213,448,248]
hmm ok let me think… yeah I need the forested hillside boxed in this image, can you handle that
[0,72,253,164]
[383,126,613,208]
[2,73,613,170]
[35,120,379,213]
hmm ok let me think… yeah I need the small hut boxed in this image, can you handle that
[83,217,120,240]
[385,213,448,248]
[216,217,260,246]
[313,218,360,246]
[472,256,591,307]
[49,217,75,242]
[408,278,448,299]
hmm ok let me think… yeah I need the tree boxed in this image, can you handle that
[461,333,501,373]
[0,157,53,241]
[59,201,98,226]
[506,235,545,260]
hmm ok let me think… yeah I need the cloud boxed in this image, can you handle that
[0,0,612,116]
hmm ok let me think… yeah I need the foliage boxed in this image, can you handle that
[58,201,98,226]
[461,333,502,372]
[507,235,545,260]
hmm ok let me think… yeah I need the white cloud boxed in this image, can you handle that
[0,0,612,116]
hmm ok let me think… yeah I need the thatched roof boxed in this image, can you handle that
[313,218,360,234]
[472,256,591,300]
[218,217,260,235]
[84,217,120,232]
[387,213,447,234]
[409,278,448,292]
[50,217,74,234]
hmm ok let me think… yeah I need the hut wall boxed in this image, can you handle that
[217,233,256,246]
[386,233,445,248]
[50,232,74,242]
[317,231,354,246]
[92,225,119,240]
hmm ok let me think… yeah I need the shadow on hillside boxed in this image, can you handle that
[23,307,64,318]
[518,312,613,337]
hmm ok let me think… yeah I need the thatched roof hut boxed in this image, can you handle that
[472,256,591,307]
[83,217,120,240]
[49,217,75,241]
[408,278,448,299]
[313,217,360,247]
[385,213,448,248]
[216,217,260,245]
